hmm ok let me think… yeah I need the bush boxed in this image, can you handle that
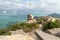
[43,20,60,31]
[0,29,11,35]
[20,23,39,32]
[0,22,39,35]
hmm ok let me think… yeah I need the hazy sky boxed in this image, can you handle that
[0,0,60,14]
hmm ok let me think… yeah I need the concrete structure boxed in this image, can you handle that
[46,28,60,38]
[35,29,60,40]
[27,14,34,20]
[27,14,36,23]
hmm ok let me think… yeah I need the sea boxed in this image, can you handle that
[0,13,46,28]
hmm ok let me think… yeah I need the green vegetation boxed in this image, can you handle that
[37,17,44,21]
[0,22,39,35]
[7,23,39,32]
[0,29,11,35]
[43,20,60,31]
[37,17,45,25]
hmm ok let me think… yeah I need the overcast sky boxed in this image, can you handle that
[0,0,60,14]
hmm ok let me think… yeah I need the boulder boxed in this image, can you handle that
[27,32,40,40]
[27,19,36,23]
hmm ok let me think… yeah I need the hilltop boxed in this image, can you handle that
[48,13,60,18]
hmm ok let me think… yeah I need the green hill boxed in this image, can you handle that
[48,13,60,18]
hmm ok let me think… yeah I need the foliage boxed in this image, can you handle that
[0,29,11,35]
[43,20,60,31]
[0,22,39,35]
[37,17,44,21]
[37,17,45,25]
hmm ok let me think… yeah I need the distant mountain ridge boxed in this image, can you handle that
[48,13,60,18]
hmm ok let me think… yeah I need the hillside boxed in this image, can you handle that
[48,13,60,18]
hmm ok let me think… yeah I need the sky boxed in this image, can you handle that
[0,0,60,15]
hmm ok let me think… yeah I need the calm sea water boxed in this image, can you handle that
[0,13,45,28]
[0,14,27,28]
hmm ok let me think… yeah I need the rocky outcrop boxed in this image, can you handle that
[27,32,40,40]
[0,33,35,40]
[46,28,60,38]
[10,30,25,35]
[44,16,56,22]
[27,19,37,23]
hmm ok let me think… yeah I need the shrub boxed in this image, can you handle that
[0,29,11,35]
[43,20,60,31]
[0,22,39,35]
[20,23,39,32]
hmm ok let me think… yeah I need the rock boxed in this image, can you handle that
[44,16,56,22]
[10,30,25,35]
[46,28,60,38]
[39,24,43,30]
[35,29,60,40]
[27,32,40,40]
[27,19,36,23]
[0,30,35,40]
[0,34,35,40]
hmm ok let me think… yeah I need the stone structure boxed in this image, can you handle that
[46,28,60,38]
[27,14,36,23]
[27,14,34,20]
[35,29,60,40]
